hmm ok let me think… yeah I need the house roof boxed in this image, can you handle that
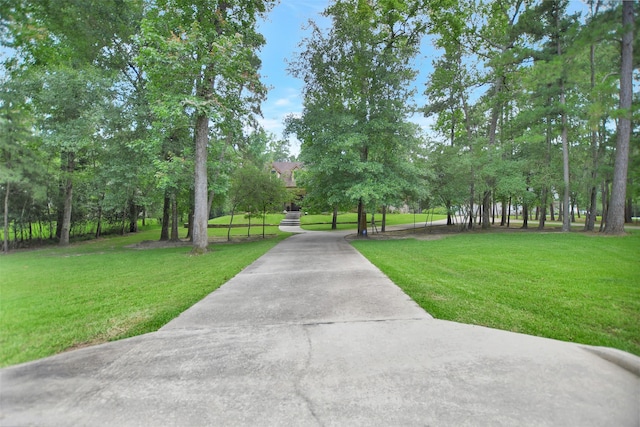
[271,161,303,174]
[271,162,303,188]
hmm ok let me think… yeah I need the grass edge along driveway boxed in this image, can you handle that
[0,229,289,367]
[352,231,640,357]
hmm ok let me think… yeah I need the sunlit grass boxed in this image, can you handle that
[0,226,289,367]
[353,231,640,356]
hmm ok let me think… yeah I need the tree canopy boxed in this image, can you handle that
[1,0,637,252]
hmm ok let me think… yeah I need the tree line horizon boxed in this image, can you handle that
[1,0,637,252]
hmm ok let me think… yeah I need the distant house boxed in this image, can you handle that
[271,161,303,187]
[271,161,304,211]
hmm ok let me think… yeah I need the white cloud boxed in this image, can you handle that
[274,98,292,107]
[257,117,284,135]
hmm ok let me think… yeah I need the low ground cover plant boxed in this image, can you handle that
[352,231,640,356]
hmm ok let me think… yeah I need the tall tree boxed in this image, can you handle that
[423,0,479,227]
[138,0,273,253]
[30,66,114,245]
[289,0,428,236]
[0,83,45,252]
[2,0,144,245]
[477,0,527,229]
[605,0,635,234]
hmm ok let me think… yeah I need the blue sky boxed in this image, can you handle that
[256,0,435,155]
[256,2,329,155]
[256,0,591,156]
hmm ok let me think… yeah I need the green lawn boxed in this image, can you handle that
[352,231,640,356]
[300,212,447,231]
[0,225,289,367]
[209,213,285,226]
[4,220,639,367]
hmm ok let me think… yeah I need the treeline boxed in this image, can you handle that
[1,0,638,253]
[288,0,637,236]
[1,0,295,252]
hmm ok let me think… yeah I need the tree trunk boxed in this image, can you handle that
[521,203,528,229]
[47,202,53,241]
[55,201,63,239]
[59,151,75,246]
[585,29,600,232]
[95,193,104,239]
[227,205,235,241]
[446,200,453,225]
[160,193,170,241]
[491,199,496,225]
[3,182,9,253]
[332,205,338,230]
[482,191,491,229]
[170,194,179,242]
[192,113,209,252]
[560,93,570,232]
[468,181,474,230]
[585,185,597,232]
[121,203,126,235]
[357,199,367,237]
[538,187,548,230]
[600,180,609,232]
[482,75,504,230]
[187,208,194,242]
[558,201,563,224]
[605,0,634,234]
[381,205,387,232]
[129,199,138,233]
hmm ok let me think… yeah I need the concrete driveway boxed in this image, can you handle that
[1,227,639,426]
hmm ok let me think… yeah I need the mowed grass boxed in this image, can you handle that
[352,231,640,356]
[0,225,290,367]
[300,212,447,231]
[209,213,285,226]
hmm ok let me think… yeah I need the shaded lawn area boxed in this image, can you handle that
[300,212,447,231]
[352,231,640,356]
[209,213,285,226]
[0,226,290,367]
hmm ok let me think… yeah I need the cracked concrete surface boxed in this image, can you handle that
[1,229,639,426]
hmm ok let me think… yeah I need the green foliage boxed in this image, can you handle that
[288,0,428,224]
[353,232,640,356]
[0,84,44,191]
[227,165,287,238]
[0,0,636,248]
[422,0,635,230]
[136,0,275,250]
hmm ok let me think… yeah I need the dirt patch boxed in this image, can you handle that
[126,235,278,249]
[126,239,192,249]
[345,223,572,241]
[345,225,457,241]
